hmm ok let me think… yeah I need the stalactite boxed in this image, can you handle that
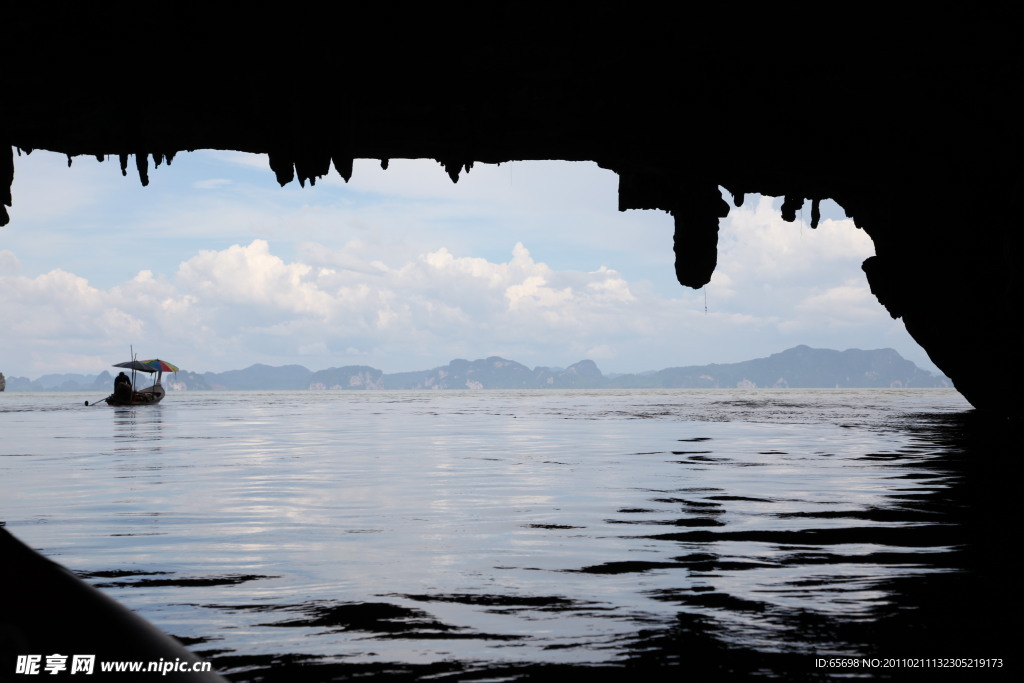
[810,198,821,228]
[1,144,13,227]
[672,185,731,289]
[268,151,295,186]
[332,154,353,183]
[442,160,475,184]
[136,152,149,187]
[444,160,461,183]
[780,195,802,222]
[119,154,129,177]
[295,150,331,188]
[3,147,14,201]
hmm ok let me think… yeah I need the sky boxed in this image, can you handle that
[0,148,939,379]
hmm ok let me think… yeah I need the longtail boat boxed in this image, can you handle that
[101,358,178,406]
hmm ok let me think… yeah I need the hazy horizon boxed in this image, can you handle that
[3,344,949,384]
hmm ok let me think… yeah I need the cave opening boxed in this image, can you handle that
[1,149,936,383]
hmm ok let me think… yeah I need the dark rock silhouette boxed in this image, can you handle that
[2,7,1018,413]
[0,527,226,681]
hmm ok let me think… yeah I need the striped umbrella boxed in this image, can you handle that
[140,359,179,373]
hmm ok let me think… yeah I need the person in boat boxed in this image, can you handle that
[114,371,133,402]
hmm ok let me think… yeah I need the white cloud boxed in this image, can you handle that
[0,249,21,273]
[0,240,691,375]
[0,269,145,374]
[176,240,332,317]
[793,281,887,328]
[716,195,874,290]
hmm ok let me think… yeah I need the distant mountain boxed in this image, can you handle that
[201,364,313,390]
[187,348,945,390]
[532,360,606,389]
[607,346,948,389]
[1,371,114,392]
[380,357,605,390]
[309,366,384,390]
[2,346,950,391]
[164,371,214,391]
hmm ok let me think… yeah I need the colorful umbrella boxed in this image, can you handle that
[140,359,179,373]
[114,360,156,373]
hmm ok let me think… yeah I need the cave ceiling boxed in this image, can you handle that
[2,7,1020,414]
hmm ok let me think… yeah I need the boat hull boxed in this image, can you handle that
[104,385,165,406]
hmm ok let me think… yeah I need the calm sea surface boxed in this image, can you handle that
[1,389,1015,680]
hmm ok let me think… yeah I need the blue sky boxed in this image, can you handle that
[0,148,938,379]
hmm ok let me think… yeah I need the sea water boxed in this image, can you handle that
[0,389,1014,680]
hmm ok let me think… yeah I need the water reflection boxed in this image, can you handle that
[2,391,1015,680]
[612,410,1018,680]
[191,401,1015,680]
